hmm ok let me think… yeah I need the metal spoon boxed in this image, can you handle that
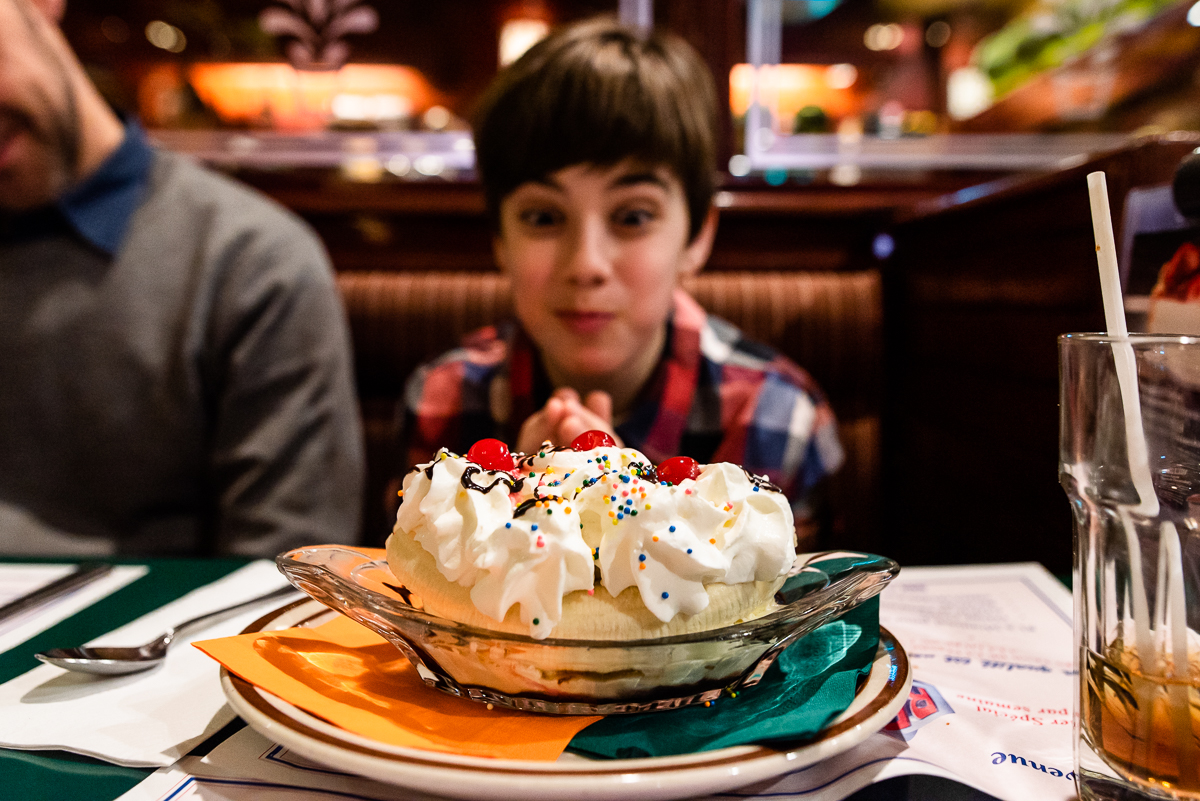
[34,584,301,676]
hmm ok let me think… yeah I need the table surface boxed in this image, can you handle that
[0,557,1004,801]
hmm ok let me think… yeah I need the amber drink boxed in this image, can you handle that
[1083,642,1200,797]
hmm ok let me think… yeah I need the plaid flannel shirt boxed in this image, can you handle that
[400,290,843,516]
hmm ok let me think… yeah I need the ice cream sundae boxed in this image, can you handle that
[388,431,797,641]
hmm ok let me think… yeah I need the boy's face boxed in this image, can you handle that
[494,160,714,386]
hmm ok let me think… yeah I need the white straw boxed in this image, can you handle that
[1089,172,1128,337]
[1087,171,1159,519]
[1088,172,1154,681]
[1121,506,1155,667]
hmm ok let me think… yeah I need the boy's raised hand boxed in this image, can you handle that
[516,388,624,454]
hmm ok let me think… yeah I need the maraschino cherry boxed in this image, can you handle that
[466,438,516,472]
[657,455,700,485]
[570,430,616,451]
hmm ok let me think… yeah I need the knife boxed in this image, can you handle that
[0,563,113,626]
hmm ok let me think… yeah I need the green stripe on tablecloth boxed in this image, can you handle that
[0,558,249,801]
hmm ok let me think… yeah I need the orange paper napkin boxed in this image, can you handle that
[194,611,601,761]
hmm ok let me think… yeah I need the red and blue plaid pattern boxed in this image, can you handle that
[400,290,842,514]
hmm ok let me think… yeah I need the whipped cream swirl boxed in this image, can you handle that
[395,445,795,639]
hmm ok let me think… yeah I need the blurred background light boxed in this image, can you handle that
[1188,0,1200,26]
[947,66,994,119]
[864,23,903,52]
[386,154,411,176]
[332,94,368,121]
[764,167,788,185]
[838,115,864,142]
[340,135,382,182]
[414,154,445,176]
[825,63,857,89]
[332,93,411,123]
[782,0,844,24]
[226,135,259,154]
[187,64,436,130]
[925,20,951,47]
[422,105,451,130]
[499,18,549,65]
[730,64,861,126]
[878,100,904,138]
[145,20,186,53]
[873,232,895,259]
[728,154,752,177]
[830,163,862,185]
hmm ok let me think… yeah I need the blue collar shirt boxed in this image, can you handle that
[1,119,154,255]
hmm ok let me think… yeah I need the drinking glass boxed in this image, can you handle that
[1061,333,1200,800]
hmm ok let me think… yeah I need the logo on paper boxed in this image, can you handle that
[884,680,954,741]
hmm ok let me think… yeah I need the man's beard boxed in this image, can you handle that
[0,101,79,210]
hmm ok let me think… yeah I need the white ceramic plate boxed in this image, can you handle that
[221,599,912,801]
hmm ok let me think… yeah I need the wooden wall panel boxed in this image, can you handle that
[884,135,1200,573]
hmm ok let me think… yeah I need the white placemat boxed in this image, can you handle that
[0,560,296,768]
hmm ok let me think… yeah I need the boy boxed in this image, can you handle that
[401,17,842,540]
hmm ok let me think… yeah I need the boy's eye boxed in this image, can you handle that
[518,208,562,228]
[614,207,655,228]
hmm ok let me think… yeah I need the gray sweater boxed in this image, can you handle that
[0,149,364,556]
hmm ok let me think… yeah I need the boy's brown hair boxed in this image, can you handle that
[473,16,718,242]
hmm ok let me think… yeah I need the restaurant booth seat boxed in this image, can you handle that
[336,270,883,553]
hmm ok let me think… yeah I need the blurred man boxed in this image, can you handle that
[0,0,364,556]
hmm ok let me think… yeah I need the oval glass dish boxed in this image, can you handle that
[276,545,898,715]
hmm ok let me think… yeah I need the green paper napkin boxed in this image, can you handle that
[567,595,880,759]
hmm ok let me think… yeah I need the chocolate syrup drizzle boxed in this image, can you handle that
[460,465,524,494]
[515,445,572,470]
[402,457,525,507]
[742,468,782,493]
[512,498,540,519]
[626,460,658,483]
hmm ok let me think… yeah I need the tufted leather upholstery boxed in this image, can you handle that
[337,270,881,549]
[339,272,513,399]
